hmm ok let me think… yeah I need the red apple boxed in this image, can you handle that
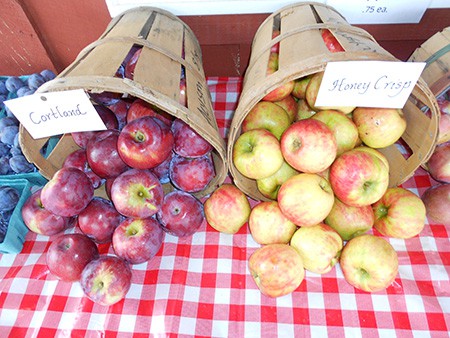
[77,197,123,244]
[311,109,359,155]
[204,183,251,234]
[273,94,298,123]
[248,201,297,245]
[280,119,337,173]
[63,149,103,189]
[373,187,426,239]
[21,188,72,236]
[124,47,142,79]
[126,98,173,126]
[325,197,374,241]
[248,244,305,298]
[151,150,173,184]
[80,255,132,306]
[41,167,94,217]
[421,183,450,226]
[89,91,122,106]
[262,53,294,102]
[329,148,389,207]
[232,129,284,180]
[321,29,345,52]
[86,129,129,179]
[46,233,99,282]
[425,142,450,183]
[72,105,119,148]
[271,29,280,53]
[108,98,132,130]
[278,173,335,227]
[112,217,164,264]
[352,107,407,148]
[292,75,311,100]
[241,101,291,140]
[157,190,204,237]
[179,77,187,107]
[436,96,450,143]
[290,223,343,274]
[169,154,215,193]
[111,169,164,219]
[340,234,398,293]
[118,116,174,169]
[171,118,213,158]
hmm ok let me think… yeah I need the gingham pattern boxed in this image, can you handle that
[1,77,449,337]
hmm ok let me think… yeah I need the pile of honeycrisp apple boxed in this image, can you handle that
[20,44,217,306]
[223,29,434,297]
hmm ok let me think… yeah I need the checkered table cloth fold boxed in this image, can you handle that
[1,77,449,337]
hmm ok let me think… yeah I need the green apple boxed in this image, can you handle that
[292,75,311,100]
[242,101,291,139]
[273,94,298,123]
[256,160,299,200]
[296,98,316,120]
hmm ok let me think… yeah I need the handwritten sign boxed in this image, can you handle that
[4,89,107,139]
[326,0,430,24]
[315,61,426,109]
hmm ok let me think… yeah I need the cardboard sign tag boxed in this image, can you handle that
[326,0,430,24]
[4,89,107,139]
[315,61,426,109]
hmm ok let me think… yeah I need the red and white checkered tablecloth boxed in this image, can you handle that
[1,77,449,337]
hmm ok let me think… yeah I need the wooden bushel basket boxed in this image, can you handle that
[228,2,440,201]
[19,7,227,198]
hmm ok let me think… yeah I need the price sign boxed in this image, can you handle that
[4,89,107,139]
[315,61,426,109]
[326,0,431,24]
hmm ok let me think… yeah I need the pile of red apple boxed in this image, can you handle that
[19,44,218,306]
[227,30,433,297]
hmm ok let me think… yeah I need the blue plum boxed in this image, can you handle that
[27,73,46,90]
[5,77,26,93]
[0,157,13,175]
[0,125,19,146]
[0,186,20,212]
[40,69,56,81]
[9,155,34,173]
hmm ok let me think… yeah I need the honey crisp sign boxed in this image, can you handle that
[5,89,107,139]
[315,61,426,109]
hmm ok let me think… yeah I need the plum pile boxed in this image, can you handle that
[0,185,20,243]
[0,70,56,175]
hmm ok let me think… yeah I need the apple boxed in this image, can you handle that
[171,118,213,158]
[340,234,399,293]
[107,98,131,130]
[292,75,311,100]
[321,29,345,52]
[421,183,450,226]
[241,101,291,140]
[111,168,164,219]
[86,129,129,179]
[352,107,407,148]
[248,244,304,298]
[296,98,316,120]
[41,167,94,217]
[77,197,123,244]
[273,94,297,123]
[112,217,164,264]
[436,96,450,143]
[311,109,359,155]
[151,150,173,184]
[63,149,103,189]
[89,91,122,106]
[256,160,299,200]
[80,255,132,306]
[271,29,280,53]
[280,119,337,173]
[373,187,426,239]
[169,154,215,193]
[126,98,173,127]
[232,129,284,180]
[262,52,295,102]
[72,105,119,148]
[21,188,73,236]
[277,173,335,227]
[352,146,389,171]
[290,223,343,274]
[179,77,187,106]
[46,233,99,282]
[157,190,204,237]
[329,148,389,207]
[124,47,142,79]
[306,72,355,114]
[425,142,450,183]
[204,183,251,234]
[118,116,174,170]
[325,197,374,241]
[248,201,297,245]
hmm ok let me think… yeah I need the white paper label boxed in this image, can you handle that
[326,0,430,24]
[4,89,107,139]
[315,61,426,109]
